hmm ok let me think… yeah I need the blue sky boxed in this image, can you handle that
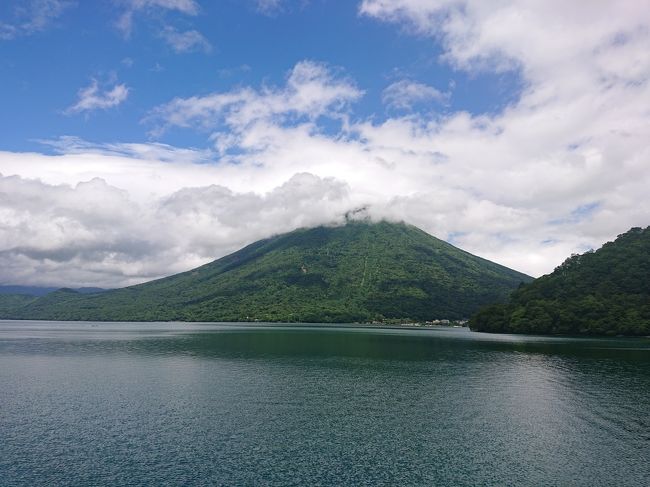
[1,0,520,152]
[1,0,649,287]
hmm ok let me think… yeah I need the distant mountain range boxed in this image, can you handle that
[470,226,650,336]
[0,286,107,297]
[0,221,531,323]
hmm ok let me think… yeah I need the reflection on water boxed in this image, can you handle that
[0,321,648,486]
[1,321,648,360]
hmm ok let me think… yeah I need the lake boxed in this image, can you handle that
[0,321,648,486]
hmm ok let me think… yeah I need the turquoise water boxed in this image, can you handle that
[0,321,648,486]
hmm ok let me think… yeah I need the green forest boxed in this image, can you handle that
[470,226,650,336]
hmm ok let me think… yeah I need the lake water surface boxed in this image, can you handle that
[0,321,648,486]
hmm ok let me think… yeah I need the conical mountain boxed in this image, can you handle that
[3,221,531,322]
[470,226,650,335]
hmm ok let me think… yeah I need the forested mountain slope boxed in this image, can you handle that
[3,221,531,323]
[470,226,650,336]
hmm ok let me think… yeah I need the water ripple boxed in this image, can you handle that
[0,321,648,486]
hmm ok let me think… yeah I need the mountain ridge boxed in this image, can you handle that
[0,221,532,323]
[0,286,107,296]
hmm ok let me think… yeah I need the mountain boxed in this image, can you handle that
[0,294,37,316]
[0,286,107,296]
[0,286,107,318]
[0,286,59,297]
[470,226,650,336]
[1,221,531,323]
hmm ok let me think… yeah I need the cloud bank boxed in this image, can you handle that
[0,171,352,287]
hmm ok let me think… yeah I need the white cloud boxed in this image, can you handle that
[254,0,310,16]
[0,171,352,287]
[355,0,650,253]
[39,136,214,165]
[160,25,212,53]
[0,23,18,40]
[359,1,650,80]
[256,0,284,15]
[115,0,199,36]
[66,79,130,114]
[382,79,448,110]
[146,60,363,137]
[0,0,73,40]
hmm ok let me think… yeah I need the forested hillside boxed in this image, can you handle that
[470,226,650,336]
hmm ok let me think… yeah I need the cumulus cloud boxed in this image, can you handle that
[359,0,650,80]
[0,172,352,287]
[146,60,363,137]
[382,79,449,110]
[355,0,650,259]
[0,0,74,40]
[160,25,211,53]
[66,79,130,114]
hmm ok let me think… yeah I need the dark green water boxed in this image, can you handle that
[0,322,648,486]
